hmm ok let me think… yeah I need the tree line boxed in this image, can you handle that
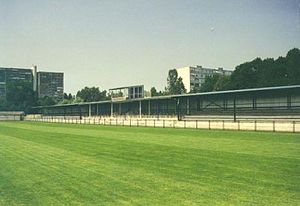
[198,48,300,92]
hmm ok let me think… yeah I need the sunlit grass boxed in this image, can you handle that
[0,121,299,205]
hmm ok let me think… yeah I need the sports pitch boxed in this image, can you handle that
[0,121,299,205]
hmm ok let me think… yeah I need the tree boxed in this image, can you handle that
[286,48,300,85]
[37,96,57,106]
[73,97,84,103]
[228,58,262,90]
[214,75,231,91]
[200,75,220,92]
[150,87,159,96]
[166,69,186,95]
[63,93,68,100]
[5,82,36,113]
[227,48,300,90]
[63,93,74,100]
[175,77,186,94]
[76,87,107,102]
[150,87,165,96]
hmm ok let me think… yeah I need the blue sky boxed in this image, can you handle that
[1,0,299,94]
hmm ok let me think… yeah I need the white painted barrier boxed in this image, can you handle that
[25,116,300,133]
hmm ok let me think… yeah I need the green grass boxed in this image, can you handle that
[0,121,299,205]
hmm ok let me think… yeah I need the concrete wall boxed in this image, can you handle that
[0,115,22,121]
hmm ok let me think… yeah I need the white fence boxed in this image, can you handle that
[25,116,300,133]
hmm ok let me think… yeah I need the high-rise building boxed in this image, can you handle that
[176,65,233,93]
[0,67,33,99]
[0,66,64,100]
[37,71,64,100]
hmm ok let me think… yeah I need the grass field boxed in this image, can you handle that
[0,121,299,205]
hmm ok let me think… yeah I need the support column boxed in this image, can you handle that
[223,98,227,110]
[176,98,180,120]
[166,100,169,115]
[148,100,151,116]
[252,96,257,110]
[186,98,190,115]
[156,101,160,119]
[89,104,92,117]
[287,94,291,109]
[79,105,82,120]
[139,100,142,118]
[111,103,113,117]
[233,97,237,122]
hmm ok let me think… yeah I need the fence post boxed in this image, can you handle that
[130,119,131,127]
[222,120,225,130]
[154,119,156,128]
[254,121,257,131]
[163,120,165,128]
[196,120,198,129]
[208,120,211,130]
[184,120,186,129]
[273,121,275,132]
[238,120,240,131]
[137,119,139,127]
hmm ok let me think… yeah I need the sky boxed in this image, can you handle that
[1,0,299,94]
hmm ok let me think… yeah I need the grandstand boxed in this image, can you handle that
[32,85,300,121]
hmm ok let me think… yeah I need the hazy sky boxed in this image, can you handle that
[1,0,299,94]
